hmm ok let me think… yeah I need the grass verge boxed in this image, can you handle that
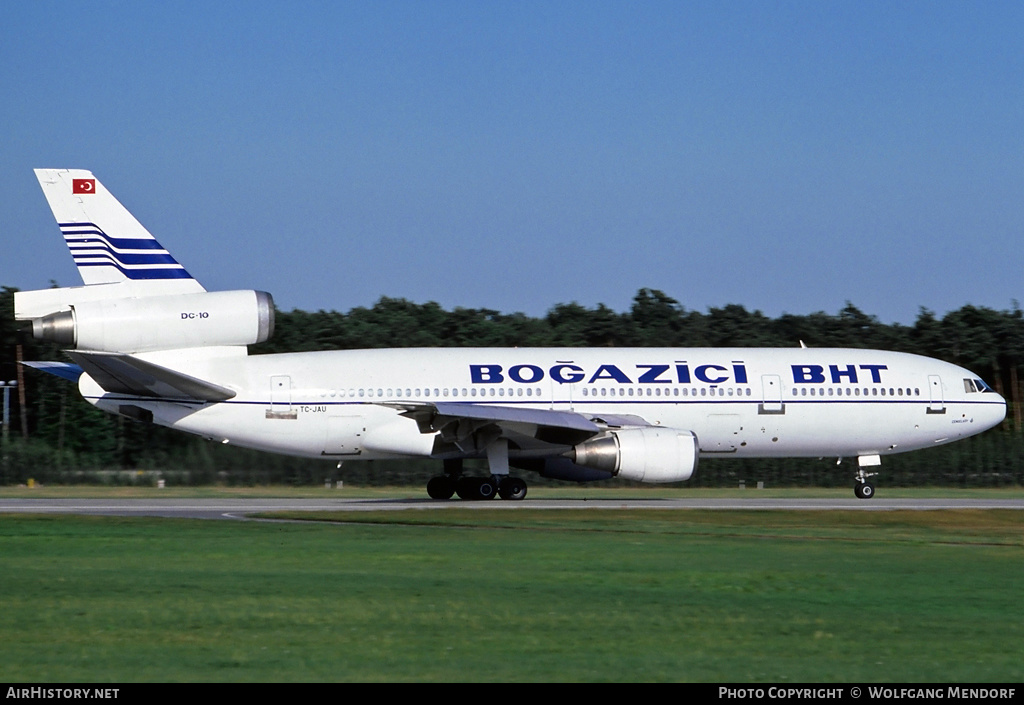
[0,509,1021,682]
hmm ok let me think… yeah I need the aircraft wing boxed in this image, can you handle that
[384,400,652,453]
[66,351,236,402]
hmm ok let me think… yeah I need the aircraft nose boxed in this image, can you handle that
[984,393,1007,430]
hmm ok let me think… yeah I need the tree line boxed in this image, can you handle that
[1,286,1022,487]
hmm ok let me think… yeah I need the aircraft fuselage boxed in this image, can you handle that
[79,346,1006,463]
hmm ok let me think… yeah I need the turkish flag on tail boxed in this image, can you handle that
[72,178,96,194]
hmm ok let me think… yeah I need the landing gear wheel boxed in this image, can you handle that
[854,465,879,500]
[854,482,876,499]
[476,477,497,501]
[498,477,528,501]
[427,475,455,500]
[455,476,476,500]
[455,477,497,500]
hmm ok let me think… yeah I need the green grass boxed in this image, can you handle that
[0,509,1021,682]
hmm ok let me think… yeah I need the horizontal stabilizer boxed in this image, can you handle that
[21,361,85,382]
[67,351,236,402]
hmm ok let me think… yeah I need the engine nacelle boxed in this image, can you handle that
[30,290,275,353]
[513,457,615,483]
[571,427,698,483]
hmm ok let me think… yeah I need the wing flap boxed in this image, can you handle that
[67,351,235,402]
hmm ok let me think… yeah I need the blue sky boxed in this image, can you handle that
[2,1,1022,325]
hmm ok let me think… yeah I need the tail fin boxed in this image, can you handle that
[34,169,203,289]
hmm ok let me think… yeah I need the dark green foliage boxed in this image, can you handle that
[2,286,1023,486]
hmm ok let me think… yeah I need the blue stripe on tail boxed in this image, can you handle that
[58,222,194,280]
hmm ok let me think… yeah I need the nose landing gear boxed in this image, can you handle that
[854,481,876,499]
[854,466,878,499]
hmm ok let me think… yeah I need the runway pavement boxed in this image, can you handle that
[1,496,1023,520]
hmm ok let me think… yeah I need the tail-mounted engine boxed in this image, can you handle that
[27,290,275,353]
[571,427,699,483]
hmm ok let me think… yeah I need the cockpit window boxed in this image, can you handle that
[965,378,996,393]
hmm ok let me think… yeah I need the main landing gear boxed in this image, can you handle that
[426,473,528,501]
[426,452,529,501]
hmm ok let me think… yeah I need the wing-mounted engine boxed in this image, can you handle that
[19,289,275,353]
[571,427,699,483]
[391,401,698,485]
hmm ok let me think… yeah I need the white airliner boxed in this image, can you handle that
[15,169,1007,500]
